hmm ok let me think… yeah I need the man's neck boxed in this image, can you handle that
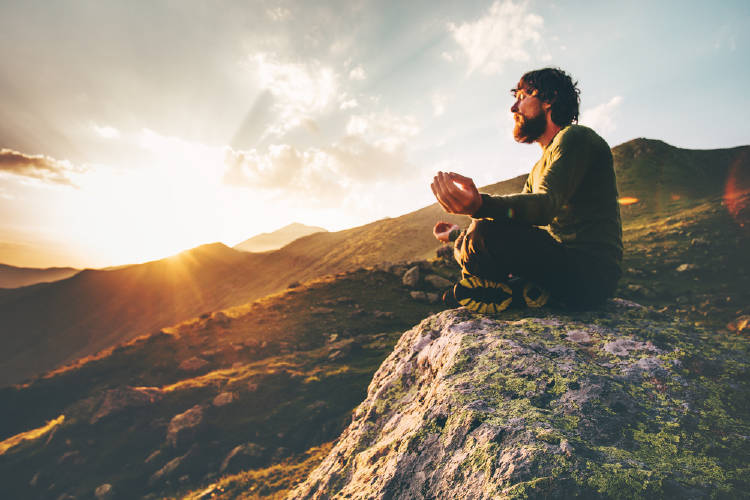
[537,121,563,149]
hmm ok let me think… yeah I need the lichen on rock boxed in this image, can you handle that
[289,300,750,499]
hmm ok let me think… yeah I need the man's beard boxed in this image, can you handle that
[513,112,546,143]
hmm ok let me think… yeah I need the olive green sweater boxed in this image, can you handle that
[472,124,623,271]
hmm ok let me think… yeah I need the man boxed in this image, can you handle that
[431,67,622,313]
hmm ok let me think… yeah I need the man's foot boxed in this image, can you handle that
[453,276,550,313]
[441,288,460,308]
[520,280,550,308]
[453,276,513,314]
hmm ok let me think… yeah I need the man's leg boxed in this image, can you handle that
[455,218,569,291]
[453,217,617,310]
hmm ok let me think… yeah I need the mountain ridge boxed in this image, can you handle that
[0,138,747,386]
[234,222,328,253]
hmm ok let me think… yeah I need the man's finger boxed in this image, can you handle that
[435,174,462,213]
[447,172,477,190]
[431,180,455,213]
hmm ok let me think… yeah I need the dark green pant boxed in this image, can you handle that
[454,218,619,309]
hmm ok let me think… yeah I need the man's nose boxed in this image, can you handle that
[510,100,519,113]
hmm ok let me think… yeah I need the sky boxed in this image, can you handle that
[0,0,748,268]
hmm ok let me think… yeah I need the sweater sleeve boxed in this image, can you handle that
[471,127,592,225]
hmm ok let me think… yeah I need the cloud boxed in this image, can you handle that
[266,7,291,21]
[447,0,545,75]
[253,53,338,136]
[224,109,420,205]
[579,96,623,135]
[340,97,359,110]
[349,65,366,80]
[0,149,85,187]
[92,124,121,139]
[344,111,420,151]
[431,92,446,117]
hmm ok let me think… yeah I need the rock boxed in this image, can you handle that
[166,405,204,448]
[212,392,235,407]
[409,291,427,301]
[402,266,420,287]
[144,450,161,464]
[676,263,695,272]
[220,443,265,473]
[728,315,750,333]
[90,386,163,424]
[310,306,335,314]
[559,439,573,457]
[566,329,592,344]
[436,244,454,260]
[373,310,395,319]
[328,350,344,361]
[179,356,209,371]
[150,454,185,484]
[426,292,440,304]
[690,237,709,248]
[288,301,749,498]
[423,274,453,289]
[94,483,114,499]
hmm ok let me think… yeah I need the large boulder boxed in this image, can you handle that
[288,300,750,499]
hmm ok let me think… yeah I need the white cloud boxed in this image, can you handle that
[345,111,420,152]
[92,124,120,139]
[253,53,338,136]
[431,92,446,117]
[448,0,545,75]
[224,135,415,204]
[225,109,421,204]
[349,65,366,80]
[579,96,623,135]
[266,7,291,21]
[340,98,359,110]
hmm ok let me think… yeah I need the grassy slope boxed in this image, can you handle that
[0,175,525,387]
[0,261,461,499]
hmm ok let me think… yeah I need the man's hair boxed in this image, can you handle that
[515,68,580,126]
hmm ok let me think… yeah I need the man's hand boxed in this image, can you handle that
[431,171,483,216]
[433,221,460,243]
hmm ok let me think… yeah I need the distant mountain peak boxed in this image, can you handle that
[234,222,328,253]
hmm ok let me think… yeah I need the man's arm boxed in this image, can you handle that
[472,127,594,225]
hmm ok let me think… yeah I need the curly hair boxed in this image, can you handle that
[513,68,581,126]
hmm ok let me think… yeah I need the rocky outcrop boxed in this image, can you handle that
[289,300,749,499]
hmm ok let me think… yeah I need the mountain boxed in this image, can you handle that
[0,177,525,387]
[0,263,451,499]
[0,130,748,497]
[0,263,79,289]
[0,139,747,388]
[234,222,328,253]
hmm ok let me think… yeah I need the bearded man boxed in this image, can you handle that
[431,68,622,313]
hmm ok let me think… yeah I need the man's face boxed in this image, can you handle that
[511,86,547,143]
